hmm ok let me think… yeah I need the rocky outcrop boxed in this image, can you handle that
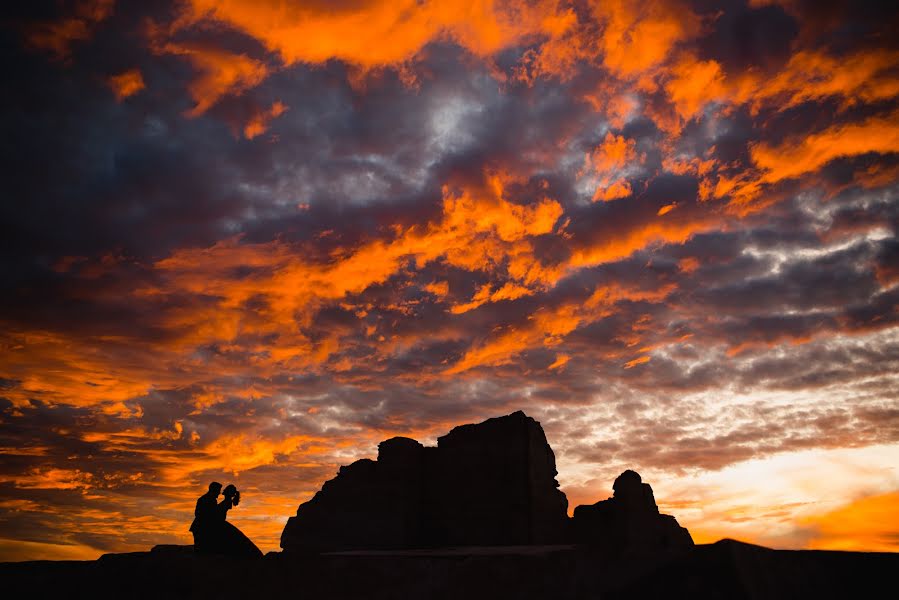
[280,411,569,552]
[571,470,693,556]
[281,411,690,556]
[427,411,569,546]
[280,436,429,551]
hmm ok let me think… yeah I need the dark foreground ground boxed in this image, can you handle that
[3,539,897,599]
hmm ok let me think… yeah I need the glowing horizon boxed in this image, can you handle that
[1,0,898,561]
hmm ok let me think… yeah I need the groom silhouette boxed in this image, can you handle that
[189,481,222,553]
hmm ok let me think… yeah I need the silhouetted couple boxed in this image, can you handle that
[190,482,262,558]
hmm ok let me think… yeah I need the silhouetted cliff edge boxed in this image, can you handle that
[3,412,897,599]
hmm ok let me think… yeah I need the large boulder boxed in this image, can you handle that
[280,436,427,552]
[571,470,693,556]
[280,411,569,552]
[427,411,569,546]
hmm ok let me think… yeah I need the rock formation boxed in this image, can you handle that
[280,436,429,551]
[571,469,693,556]
[280,411,691,555]
[280,411,569,552]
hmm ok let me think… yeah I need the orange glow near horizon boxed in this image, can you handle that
[801,492,899,552]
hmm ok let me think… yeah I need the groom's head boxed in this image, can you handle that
[208,481,222,497]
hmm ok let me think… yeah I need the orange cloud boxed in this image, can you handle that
[423,280,450,299]
[447,282,674,374]
[623,355,651,368]
[548,353,570,371]
[590,0,700,78]
[178,0,567,68]
[514,8,593,84]
[664,56,725,121]
[244,100,288,139]
[593,180,633,201]
[9,467,95,491]
[733,49,899,114]
[587,132,640,173]
[678,257,700,273]
[0,330,155,415]
[751,112,899,184]
[657,203,677,216]
[582,132,642,202]
[156,41,269,116]
[190,434,312,476]
[688,109,899,214]
[450,281,534,314]
[107,69,145,101]
[25,0,114,60]
[568,215,713,270]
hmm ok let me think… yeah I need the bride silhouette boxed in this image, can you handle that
[190,482,262,558]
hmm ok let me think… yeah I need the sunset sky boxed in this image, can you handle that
[2,0,898,561]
